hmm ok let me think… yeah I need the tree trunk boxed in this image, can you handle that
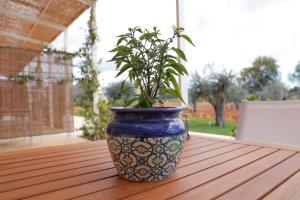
[215,87,225,128]
[192,100,197,113]
[215,101,224,127]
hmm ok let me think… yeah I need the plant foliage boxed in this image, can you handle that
[109,26,194,108]
[75,4,110,140]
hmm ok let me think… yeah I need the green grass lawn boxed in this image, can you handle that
[189,118,236,136]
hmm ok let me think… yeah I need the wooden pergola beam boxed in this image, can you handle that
[0,30,49,46]
[0,7,66,31]
[77,0,92,6]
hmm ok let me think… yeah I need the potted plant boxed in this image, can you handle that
[107,26,194,182]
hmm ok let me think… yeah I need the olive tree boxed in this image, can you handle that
[189,66,234,127]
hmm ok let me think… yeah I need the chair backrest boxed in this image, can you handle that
[236,100,300,148]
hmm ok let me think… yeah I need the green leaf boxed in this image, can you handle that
[116,37,125,45]
[166,58,177,64]
[116,61,122,69]
[125,96,139,107]
[120,80,126,93]
[166,72,180,94]
[109,45,131,53]
[134,80,140,88]
[172,47,187,61]
[166,68,178,76]
[180,34,195,46]
[138,95,151,108]
[109,52,122,62]
[165,88,184,103]
[115,64,132,77]
[167,61,188,75]
[139,32,156,40]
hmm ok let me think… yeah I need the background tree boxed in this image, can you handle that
[289,61,300,86]
[240,56,280,93]
[188,72,201,112]
[259,80,288,100]
[189,66,234,127]
[104,81,136,106]
[288,86,300,99]
[225,79,248,109]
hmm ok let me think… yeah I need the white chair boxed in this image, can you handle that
[236,100,300,148]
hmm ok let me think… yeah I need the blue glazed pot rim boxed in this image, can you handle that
[110,107,185,114]
[107,107,186,137]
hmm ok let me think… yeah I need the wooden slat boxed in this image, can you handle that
[0,162,114,193]
[264,170,300,200]
[0,138,202,164]
[72,145,257,200]
[0,153,111,177]
[0,160,114,184]
[179,139,220,151]
[192,134,300,152]
[217,153,300,200]
[0,140,234,200]
[121,148,278,200]
[180,143,245,166]
[0,141,102,160]
[0,147,108,169]
[0,139,210,175]
[0,143,106,164]
[0,7,66,30]
[0,144,246,193]
[170,150,295,200]
[25,146,263,200]
[0,136,299,200]
[0,139,214,184]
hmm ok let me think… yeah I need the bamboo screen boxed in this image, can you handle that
[0,0,89,51]
[0,46,74,139]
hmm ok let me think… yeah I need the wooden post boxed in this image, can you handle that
[91,0,99,115]
[63,28,72,135]
[176,0,189,106]
[64,28,69,52]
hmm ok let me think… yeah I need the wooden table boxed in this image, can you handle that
[1,135,300,200]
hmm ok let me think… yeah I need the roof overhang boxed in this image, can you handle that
[0,0,92,51]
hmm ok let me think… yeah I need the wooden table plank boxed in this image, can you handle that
[0,138,208,184]
[0,136,299,200]
[0,157,114,184]
[0,153,112,176]
[0,143,246,194]
[217,153,300,200]
[264,170,300,200]
[171,150,295,200]
[0,141,104,160]
[0,138,205,169]
[122,147,278,200]
[0,139,224,199]
[0,147,108,169]
[23,145,258,200]
[72,145,257,200]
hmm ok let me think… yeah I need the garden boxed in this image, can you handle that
[72,2,300,140]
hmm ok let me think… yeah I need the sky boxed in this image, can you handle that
[52,0,300,88]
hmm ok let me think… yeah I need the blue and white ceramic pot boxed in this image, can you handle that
[106,107,186,182]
